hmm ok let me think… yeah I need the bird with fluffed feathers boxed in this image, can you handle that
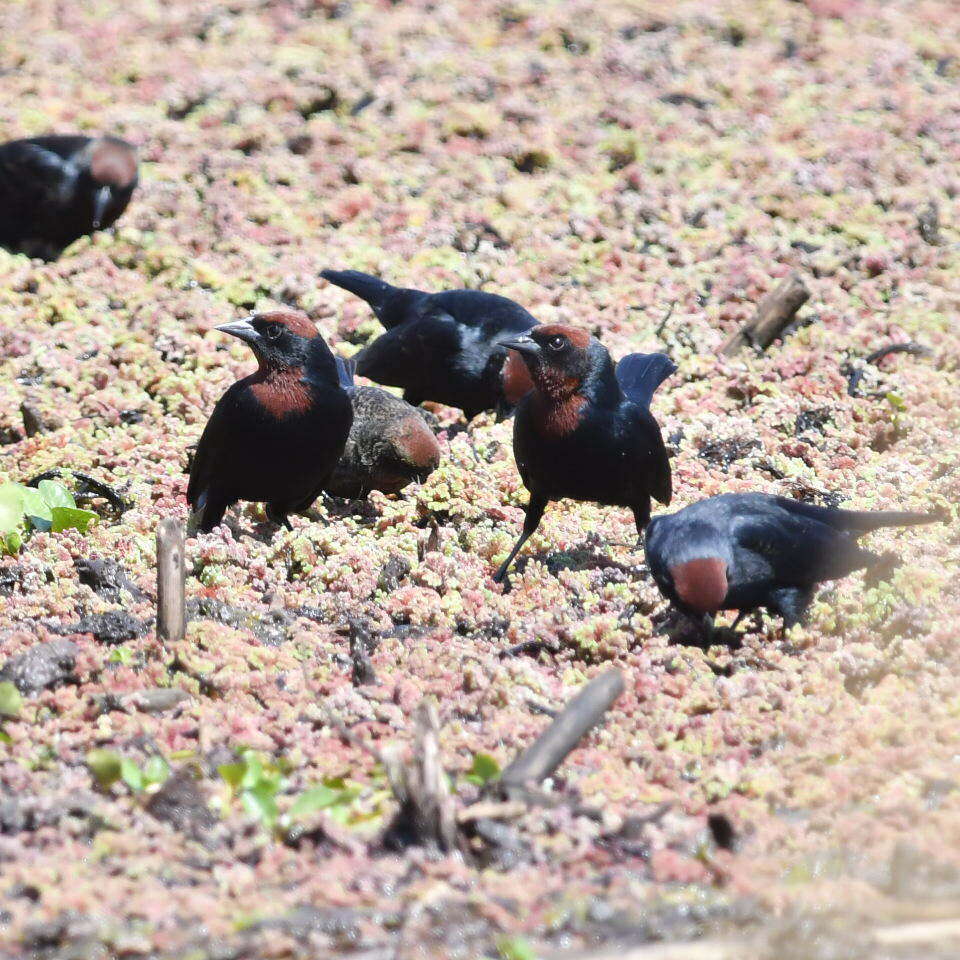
[187,311,353,534]
[494,323,675,582]
[320,268,539,420]
[0,134,138,259]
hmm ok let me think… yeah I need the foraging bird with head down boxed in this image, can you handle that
[645,492,943,633]
[324,359,441,499]
[320,268,538,420]
[0,134,138,259]
[187,312,353,534]
[493,324,675,582]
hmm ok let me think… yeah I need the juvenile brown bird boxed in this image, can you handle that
[645,493,942,632]
[0,134,138,259]
[325,361,441,498]
[494,324,675,582]
[187,312,353,533]
[320,269,538,419]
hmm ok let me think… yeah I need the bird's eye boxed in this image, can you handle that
[265,323,283,341]
[547,335,566,352]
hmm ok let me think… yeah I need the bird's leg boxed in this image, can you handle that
[493,495,547,584]
[632,500,651,545]
[265,504,293,530]
[768,587,813,629]
[730,610,747,631]
[699,613,717,645]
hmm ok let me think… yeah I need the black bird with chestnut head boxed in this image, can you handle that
[645,492,943,635]
[493,324,675,582]
[320,269,538,420]
[187,311,353,533]
[0,134,138,259]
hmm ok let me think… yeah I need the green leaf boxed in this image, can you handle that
[218,762,247,789]
[242,784,279,829]
[0,681,22,717]
[288,785,338,821]
[0,484,24,535]
[0,728,11,744]
[465,752,501,786]
[2,531,22,556]
[143,756,170,786]
[19,486,51,529]
[87,749,123,788]
[108,646,134,665]
[240,753,264,790]
[38,479,75,510]
[121,757,144,792]
[50,506,98,534]
[886,392,907,412]
[498,936,538,960]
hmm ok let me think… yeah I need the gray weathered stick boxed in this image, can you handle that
[720,272,810,356]
[156,518,186,643]
[500,668,624,791]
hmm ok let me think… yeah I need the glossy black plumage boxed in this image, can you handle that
[320,269,538,419]
[645,492,942,628]
[493,324,674,582]
[187,312,353,533]
[0,135,138,259]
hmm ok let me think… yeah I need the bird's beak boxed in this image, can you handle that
[502,335,541,359]
[216,317,260,346]
[92,185,112,230]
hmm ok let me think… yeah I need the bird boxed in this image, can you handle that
[187,311,353,533]
[493,324,675,582]
[324,359,441,498]
[644,492,943,632]
[0,134,138,259]
[320,268,538,419]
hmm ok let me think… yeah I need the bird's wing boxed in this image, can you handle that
[731,508,877,584]
[334,355,356,391]
[186,388,246,508]
[616,352,676,409]
[626,405,672,506]
[0,141,75,200]
[355,310,461,383]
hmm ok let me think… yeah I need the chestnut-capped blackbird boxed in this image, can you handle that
[320,268,538,419]
[0,134,137,259]
[187,312,353,533]
[645,492,942,630]
[494,324,675,582]
[325,358,441,498]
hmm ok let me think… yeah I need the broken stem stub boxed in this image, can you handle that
[720,272,810,356]
[500,668,625,794]
[156,518,186,644]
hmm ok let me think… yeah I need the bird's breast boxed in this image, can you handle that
[250,371,314,419]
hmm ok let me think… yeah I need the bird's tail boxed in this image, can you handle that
[320,269,412,328]
[831,507,946,534]
[778,496,947,534]
[616,352,677,408]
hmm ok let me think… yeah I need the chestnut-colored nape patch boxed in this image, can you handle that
[90,140,137,188]
[501,349,534,404]
[257,311,318,340]
[537,323,591,350]
[670,557,728,613]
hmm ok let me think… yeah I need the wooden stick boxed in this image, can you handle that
[500,668,624,791]
[156,518,186,643]
[720,272,810,356]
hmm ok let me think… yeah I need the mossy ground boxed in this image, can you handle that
[1,0,960,956]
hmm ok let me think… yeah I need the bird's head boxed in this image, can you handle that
[82,137,138,228]
[501,324,597,402]
[216,311,329,374]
